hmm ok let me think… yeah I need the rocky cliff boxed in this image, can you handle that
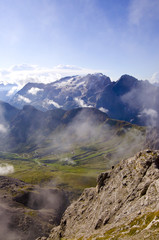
[38,149,159,240]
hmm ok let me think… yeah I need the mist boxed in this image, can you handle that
[0,164,14,175]
[109,128,145,165]
[0,104,10,151]
[50,109,110,152]
[121,81,159,127]
[0,123,8,134]
[48,109,145,164]
[139,108,158,126]
[0,201,23,240]
[11,186,70,239]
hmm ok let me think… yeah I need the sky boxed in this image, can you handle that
[0,0,159,86]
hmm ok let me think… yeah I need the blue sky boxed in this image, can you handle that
[0,0,159,85]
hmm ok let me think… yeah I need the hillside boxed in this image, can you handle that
[38,149,159,240]
[0,101,145,153]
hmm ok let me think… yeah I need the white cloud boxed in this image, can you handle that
[99,107,109,114]
[0,124,8,134]
[28,87,44,95]
[142,108,158,118]
[74,98,92,108]
[6,85,21,96]
[60,157,76,165]
[139,108,158,126]
[150,72,159,83]
[55,64,82,70]
[10,63,36,71]
[0,163,14,175]
[43,99,62,108]
[0,64,101,88]
[17,95,31,103]
[0,106,9,135]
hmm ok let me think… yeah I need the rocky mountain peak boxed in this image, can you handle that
[117,74,138,85]
[113,74,138,96]
[40,149,159,239]
[84,73,111,90]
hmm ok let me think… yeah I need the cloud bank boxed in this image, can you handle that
[0,64,100,88]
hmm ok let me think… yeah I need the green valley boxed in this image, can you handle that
[0,117,145,198]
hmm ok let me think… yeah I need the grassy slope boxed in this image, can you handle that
[83,211,159,240]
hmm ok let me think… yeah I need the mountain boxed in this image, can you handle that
[0,100,20,121]
[9,105,65,147]
[0,101,109,151]
[10,73,159,126]
[10,73,111,111]
[6,105,109,151]
[0,101,20,150]
[38,149,159,240]
[97,75,159,125]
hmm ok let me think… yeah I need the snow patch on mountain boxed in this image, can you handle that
[55,77,75,88]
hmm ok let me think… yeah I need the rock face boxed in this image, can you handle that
[40,150,159,239]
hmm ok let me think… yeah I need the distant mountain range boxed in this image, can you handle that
[10,73,111,111]
[6,73,159,126]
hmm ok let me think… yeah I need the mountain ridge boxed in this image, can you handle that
[0,100,145,153]
[9,73,159,126]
